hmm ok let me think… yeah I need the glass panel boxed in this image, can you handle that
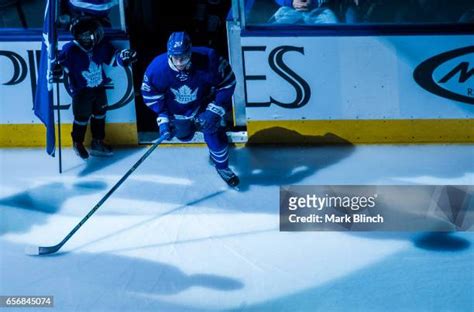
[0,0,45,28]
[0,0,122,29]
[246,0,474,26]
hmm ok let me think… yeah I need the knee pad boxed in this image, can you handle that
[173,119,196,142]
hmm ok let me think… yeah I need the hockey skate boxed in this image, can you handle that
[216,167,240,188]
[73,142,89,159]
[90,139,113,157]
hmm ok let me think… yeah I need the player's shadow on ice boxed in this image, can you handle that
[0,181,107,235]
[414,232,471,251]
[231,127,355,192]
[3,241,243,304]
[77,148,142,177]
[351,232,471,252]
[344,185,472,251]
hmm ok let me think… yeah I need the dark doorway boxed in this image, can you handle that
[126,0,232,135]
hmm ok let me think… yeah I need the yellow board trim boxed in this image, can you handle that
[0,123,138,147]
[247,119,474,144]
[1,119,473,147]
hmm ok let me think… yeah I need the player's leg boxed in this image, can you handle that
[90,87,113,156]
[71,89,93,159]
[204,129,239,187]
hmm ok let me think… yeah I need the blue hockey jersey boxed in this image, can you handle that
[141,47,236,121]
[58,39,118,95]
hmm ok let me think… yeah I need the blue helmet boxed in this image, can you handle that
[167,32,192,57]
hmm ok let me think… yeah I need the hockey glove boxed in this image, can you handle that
[118,49,137,66]
[157,116,172,140]
[196,103,225,134]
[51,62,64,83]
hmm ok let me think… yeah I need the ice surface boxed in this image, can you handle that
[0,145,473,311]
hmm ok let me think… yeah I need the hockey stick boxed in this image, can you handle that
[25,134,168,256]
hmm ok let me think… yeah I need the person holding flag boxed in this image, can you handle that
[53,16,137,159]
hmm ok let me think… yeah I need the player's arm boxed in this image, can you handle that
[212,55,236,114]
[103,40,137,67]
[196,51,236,133]
[116,48,137,67]
[141,70,172,139]
[52,46,68,82]
[141,70,167,115]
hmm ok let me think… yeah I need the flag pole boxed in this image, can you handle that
[56,81,62,174]
[54,0,62,174]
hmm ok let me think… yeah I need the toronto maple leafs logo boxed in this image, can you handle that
[82,61,103,88]
[170,85,198,104]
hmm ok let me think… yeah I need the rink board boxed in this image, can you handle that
[234,33,474,143]
[0,38,138,147]
[0,123,137,147]
[246,119,474,144]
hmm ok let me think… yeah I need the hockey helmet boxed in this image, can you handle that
[70,17,104,51]
[167,31,192,72]
[167,32,192,57]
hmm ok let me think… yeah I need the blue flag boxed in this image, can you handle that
[34,0,57,156]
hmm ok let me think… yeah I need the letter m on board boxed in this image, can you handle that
[439,62,474,83]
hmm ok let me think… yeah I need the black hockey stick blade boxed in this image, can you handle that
[25,244,62,256]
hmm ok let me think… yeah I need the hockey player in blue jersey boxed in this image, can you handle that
[141,32,239,187]
[55,16,137,159]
